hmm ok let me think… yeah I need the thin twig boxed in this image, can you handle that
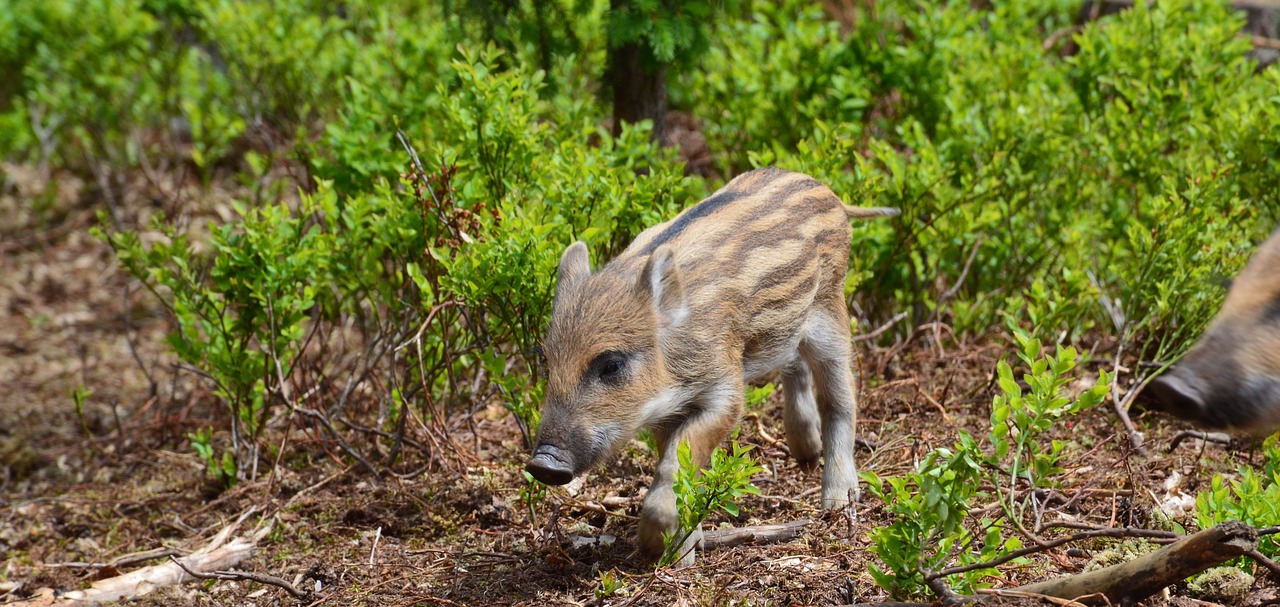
[931,526,1180,579]
[1107,341,1147,454]
[289,404,378,476]
[169,556,309,600]
[369,526,382,566]
[855,311,910,343]
[121,282,158,397]
[1249,34,1280,50]
[1043,25,1084,51]
[917,386,951,422]
[1167,429,1236,453]
[745,412,784,448]
[0,208,97,254]
[283,466,353,512]
[938,238,983,306]
[1246,548,1280,576]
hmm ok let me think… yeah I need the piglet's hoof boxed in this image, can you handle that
[638,508,677,562]
[648,527,700,567]
[669,528,701,566]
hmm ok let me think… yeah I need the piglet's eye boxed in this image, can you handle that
[590,351,628,384]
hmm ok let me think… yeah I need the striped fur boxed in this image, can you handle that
[1151,228,1280,434]
[526,167,897,563]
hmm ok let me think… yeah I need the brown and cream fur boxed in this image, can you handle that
[526,167,897,562]
[1151,228,1280,434]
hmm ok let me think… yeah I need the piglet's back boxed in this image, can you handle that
[629,169,839,297]
[616,167,859,330]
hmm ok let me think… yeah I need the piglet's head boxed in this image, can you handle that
[525,241,689,485]
[1150,232,1280,435]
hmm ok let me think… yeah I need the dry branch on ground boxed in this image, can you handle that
[1020,521,1259,605]
[699,519,812,550]
[8,524,268,607]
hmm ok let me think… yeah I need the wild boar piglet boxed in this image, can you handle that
[525,167,898,562]
[1151,228,1280,435]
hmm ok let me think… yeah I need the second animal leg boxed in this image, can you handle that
[800,307,861,507]
[782,359,823,472]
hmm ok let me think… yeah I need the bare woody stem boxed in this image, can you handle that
[929,526,1179,579]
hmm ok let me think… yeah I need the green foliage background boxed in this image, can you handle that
[4,0,1280,596]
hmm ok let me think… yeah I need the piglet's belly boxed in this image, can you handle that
[741,340,803,382]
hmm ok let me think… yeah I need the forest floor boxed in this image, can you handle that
[1,165,1276,607]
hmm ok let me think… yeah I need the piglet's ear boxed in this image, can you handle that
[556,242,591,301]
[640,245,688,328]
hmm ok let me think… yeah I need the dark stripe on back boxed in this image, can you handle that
[751,248,817,294]
[812,226,849,248]
[640,188,747,255]
[727,232,804,265]
[718,201,835,260]
[753,274,819,313]
[639,168,799,255]
[777,175,824,199]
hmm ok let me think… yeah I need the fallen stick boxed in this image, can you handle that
[43,548,183,570]
[699,519,812,550]
[1167,430,1239,453]
[10,524,263,607]
[169,555,308,599]
[1019,521,1258,605]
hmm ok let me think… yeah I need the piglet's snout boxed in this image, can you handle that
[1149,372,1207,422]
[526,443,576,486]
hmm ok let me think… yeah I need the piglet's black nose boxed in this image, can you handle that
[1150,374,1206,423]
[526,443,575,485]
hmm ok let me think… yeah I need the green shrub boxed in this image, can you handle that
[1100,176,1258,379]
[0,0,162,176]
[195,0,352,140]
[661,441,762,567]
[177,47,245,179]
[992,331,1112,520]
[864,334,1111,599]
[676,0,874,174]
[97,187,338,472]
[309,11,455,194]
[864,436,991,598]
[1197,436,1280,561]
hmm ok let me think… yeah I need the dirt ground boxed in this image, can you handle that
[2,168,1277,607]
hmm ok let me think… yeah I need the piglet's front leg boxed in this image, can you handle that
[638,437,682,563]
[637,382,744,565]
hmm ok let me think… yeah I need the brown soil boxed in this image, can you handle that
[1,167,1276,607]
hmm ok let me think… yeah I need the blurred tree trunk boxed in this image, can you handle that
[609,0,667,142]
